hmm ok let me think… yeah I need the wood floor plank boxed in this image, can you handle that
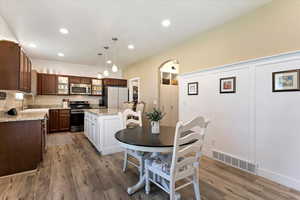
[0,132,299,200]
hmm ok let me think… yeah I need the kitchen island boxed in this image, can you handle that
[84,108,124,155]
[0,109,48,177]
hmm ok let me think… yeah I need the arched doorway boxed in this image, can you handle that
[158,59,179,127]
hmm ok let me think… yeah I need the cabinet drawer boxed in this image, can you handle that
[59,109,70,116]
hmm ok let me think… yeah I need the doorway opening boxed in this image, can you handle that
[158,59,179,127]
[129,77,140,103]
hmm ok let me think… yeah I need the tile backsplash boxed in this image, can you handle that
[0,90,102,111]
[27,95,102,107]
[0,91,28,111]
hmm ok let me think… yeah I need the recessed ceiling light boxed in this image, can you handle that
[58,52,64,57]
[106,60,112,64]
[128,44,135,50]
[161,19,171,27]
[59,28,69,35]
[28,43,37,48]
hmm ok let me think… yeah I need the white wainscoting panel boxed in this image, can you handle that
[179,51,300,190]
[180,65,253,163]
[255,58,300,189]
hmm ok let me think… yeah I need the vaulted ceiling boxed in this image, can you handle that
[0,0,271,68]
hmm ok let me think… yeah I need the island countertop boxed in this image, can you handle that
[85,108,125,116]
[0,109,48,123]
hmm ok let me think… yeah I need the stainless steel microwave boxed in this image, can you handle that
[70,83,91,95]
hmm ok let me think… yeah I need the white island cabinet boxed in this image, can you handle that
[84,109,124,155]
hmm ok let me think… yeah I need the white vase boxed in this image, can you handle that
[151,121,160,134]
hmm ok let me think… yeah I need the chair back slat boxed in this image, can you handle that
[177,144,200,158]
[170,116,209,178]
[180,117,208,133]
[118,109,142,129]
[178,132,200,146]
[122,102,134,110]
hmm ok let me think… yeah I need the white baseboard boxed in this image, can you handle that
[257,168,300,191]
[101,146,123,156]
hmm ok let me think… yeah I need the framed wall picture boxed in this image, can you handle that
[188,82,198,95]
[272,69,300,92]
[220,77,236,93]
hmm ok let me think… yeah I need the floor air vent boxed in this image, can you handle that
[212,150,256,174]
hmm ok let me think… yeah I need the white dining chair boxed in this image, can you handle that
[144,116,210,200]
[135,101,145,113]
[118,109,143,178]
[122,102,135,110]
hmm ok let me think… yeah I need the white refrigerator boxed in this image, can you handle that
[105,87,128,109]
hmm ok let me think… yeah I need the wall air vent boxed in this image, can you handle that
[212,150,256,174]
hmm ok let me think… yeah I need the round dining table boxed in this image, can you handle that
[115,125,194,195]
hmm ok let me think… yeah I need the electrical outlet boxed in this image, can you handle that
[0,92,6,100]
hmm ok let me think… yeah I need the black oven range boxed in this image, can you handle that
[70,101,91,132]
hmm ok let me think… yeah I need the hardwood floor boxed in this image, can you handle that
[0,132,299,200]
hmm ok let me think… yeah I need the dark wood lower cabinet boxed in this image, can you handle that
[48,109,70,133]
[59,110,70,131]
[0,120,44,177]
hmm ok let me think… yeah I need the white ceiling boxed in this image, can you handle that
[0,0,271,68]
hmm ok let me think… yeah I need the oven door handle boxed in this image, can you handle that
[71,111,85,114]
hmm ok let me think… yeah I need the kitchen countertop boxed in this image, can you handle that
[27,104,105,110]
[85,108,125,116]
[27,105,70,110]
[0,109,48,123]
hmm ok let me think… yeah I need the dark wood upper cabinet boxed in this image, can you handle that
[118,79,127,87]
[80,77,91,84]
[69,76,81,84]
[36,72,126,96]
[37,73,57,95]
[27,57,32,91]
[103,78,127,87]
[0,41,31,92]
[69,76,91,84]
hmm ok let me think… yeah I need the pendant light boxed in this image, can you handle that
[97,53,103,79]
[111,37,118,73]
[97,73,103,79]
[103,46,110,77]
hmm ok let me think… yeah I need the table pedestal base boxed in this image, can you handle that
[127,175,145,195]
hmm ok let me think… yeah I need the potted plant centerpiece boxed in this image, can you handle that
[146,108,165,134]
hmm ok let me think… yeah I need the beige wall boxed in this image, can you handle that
[0,15,17,42]
[123,0,300,111]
